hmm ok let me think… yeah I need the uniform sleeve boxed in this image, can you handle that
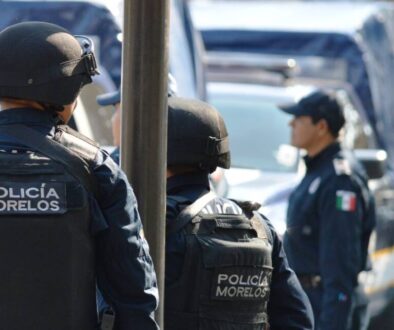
[165,195,188,286]
[265,219,314,330]
[317,175,364,330]
[92,150,159,330]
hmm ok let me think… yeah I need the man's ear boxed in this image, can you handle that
[316,118,330,136]
[58,100,78,124]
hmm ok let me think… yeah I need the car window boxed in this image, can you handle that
[209,93,299,172]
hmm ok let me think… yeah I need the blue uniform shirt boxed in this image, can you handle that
[166,171,314,330]
[0,108,159,330]
[284,142,375,330]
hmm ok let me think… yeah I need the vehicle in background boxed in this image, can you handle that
[190,0,394,169]
[95,0,206,100]
[170,0,206,99]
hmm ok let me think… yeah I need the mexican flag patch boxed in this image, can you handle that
[336,190,356,212]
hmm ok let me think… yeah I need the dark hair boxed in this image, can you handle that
[310,96,345,138]
[311,115,341,138]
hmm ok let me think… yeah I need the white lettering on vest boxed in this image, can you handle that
[218,274,228,284]
[214,270,271,300]
[26,188,39,198]
[0,183,63,213]
[46,188,60,199]
[0,187,7,198]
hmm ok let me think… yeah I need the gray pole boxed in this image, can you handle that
[121,1,169,327]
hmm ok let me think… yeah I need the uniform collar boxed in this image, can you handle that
[167,171,210,195]
[0,108,60,127]
[304,142,340,171]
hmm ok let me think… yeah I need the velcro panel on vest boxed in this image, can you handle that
[0,152,97,330]
[198,233,272,324]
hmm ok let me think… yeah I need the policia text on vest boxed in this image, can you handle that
[214,269,271,300]
[0,183,65,213]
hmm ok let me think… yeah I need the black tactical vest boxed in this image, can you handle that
[165,193,273,330]
[0,124,99,330]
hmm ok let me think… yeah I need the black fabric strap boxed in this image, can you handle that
[0,124,98,197]
[167,191,216,235]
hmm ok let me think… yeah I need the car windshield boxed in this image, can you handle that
[208,91,299,172]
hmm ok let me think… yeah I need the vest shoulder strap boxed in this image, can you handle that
[167,193,273,245]
[55,125,99,162]
[167,191,216,235]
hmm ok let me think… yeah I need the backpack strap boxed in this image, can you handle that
[166,191,216,235]
[0,124,99,197]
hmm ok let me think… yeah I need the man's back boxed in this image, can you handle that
[0,129,96,329]
[165,171,314,330]
[0,108,159,329]
[0,21,159,329]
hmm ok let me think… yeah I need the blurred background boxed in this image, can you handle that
[2,0,394,328]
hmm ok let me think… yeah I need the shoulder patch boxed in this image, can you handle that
[333,158,352,176]
[336,190,357,212]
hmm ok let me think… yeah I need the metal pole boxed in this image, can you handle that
[121,0,169,327]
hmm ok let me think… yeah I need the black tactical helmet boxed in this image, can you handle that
[168,96,230,172]
[0,21,98,108]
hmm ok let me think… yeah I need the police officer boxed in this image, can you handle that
[279,90,375,330]
[96,73,178,164]
[0,22,159,329]
[165,96,314,329]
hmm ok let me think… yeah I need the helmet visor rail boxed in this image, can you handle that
[75,35,95,55]
[74,35,99,77]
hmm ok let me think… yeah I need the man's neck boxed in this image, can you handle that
[0,99,44,111]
